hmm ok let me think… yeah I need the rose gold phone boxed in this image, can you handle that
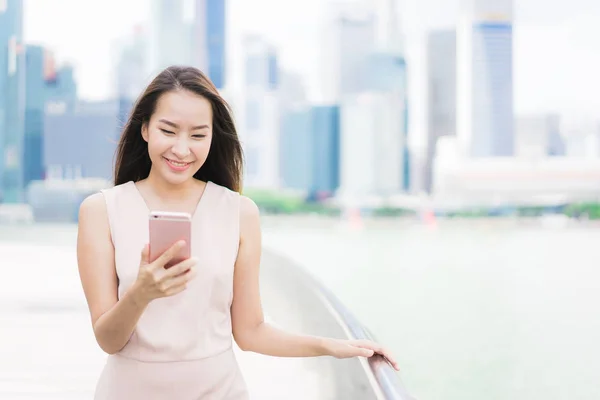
[148,211,192,268]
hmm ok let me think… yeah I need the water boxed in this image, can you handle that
[260,217,600,400]
[2,219,600,400]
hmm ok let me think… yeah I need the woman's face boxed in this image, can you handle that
[142,90,213,186]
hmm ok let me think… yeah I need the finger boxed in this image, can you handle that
[164,283,188,297]
[154,240,185,269]
[359,347,374,357]
[163,268,196,294]
[382,355,400,371]
[165,257,198,278]
[140,244,150,264]
[348,340,397,366]
[166,266,197,287]
[380,350,400,371]
[365,344,399,371]
[349,339,380,353]
[343,341,374,358]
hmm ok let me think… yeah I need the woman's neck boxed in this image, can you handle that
[143,168,202,203]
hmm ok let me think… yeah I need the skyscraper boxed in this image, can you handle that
[44,103,119,181]
[192,0,226,89]
[240,35,279,189]
[339,93,406,201]
[113,26,147,133]
[377,0,410,192]
[426,29,456,193]
[0,0,26,202]
[45,64,77,114]
[457,0,514,157]
[320,3,376,102]
[280,105,340,197]
[23,45,47,187]
[148,0,190,74]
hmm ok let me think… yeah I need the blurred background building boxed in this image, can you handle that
[1,0,600,214]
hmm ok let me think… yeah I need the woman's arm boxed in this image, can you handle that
[230,196,399,369]
[77,193,149,354]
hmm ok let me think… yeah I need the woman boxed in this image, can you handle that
[77,65,398,399]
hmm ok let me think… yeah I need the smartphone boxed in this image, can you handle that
[148,211,192,268]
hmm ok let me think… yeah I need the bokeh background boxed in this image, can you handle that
[1,0,600,399]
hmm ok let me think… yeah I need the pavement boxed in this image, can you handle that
[0,242,329,400]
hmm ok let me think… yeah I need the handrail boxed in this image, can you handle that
[292,263,417,400]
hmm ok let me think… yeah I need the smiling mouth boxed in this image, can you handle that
[163,157,193,169]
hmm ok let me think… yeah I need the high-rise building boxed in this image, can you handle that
[44,101,119,180]
[45,65,77,113]
[21,45,79,189]
[280,105,340,198]
[240,35,280,189]
[277,69,307,113]
[425,29,456,193]
[457,0,514,157]
[0,0,25,203]
[546,114,565,156]
[310,106,340,197]
[515,114,564,159]
[113,25,148,134]
[192,0,226,89]
[371,0,410,192]
[321,0,410,196]
[23,45,47,187]
[320,3,376,102]
[280,107,312,192]
[148,0,191,74]
[338,92,406,202]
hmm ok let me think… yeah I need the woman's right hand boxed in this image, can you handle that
[132,240,197,305]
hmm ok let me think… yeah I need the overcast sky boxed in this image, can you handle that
[23,0,600,146]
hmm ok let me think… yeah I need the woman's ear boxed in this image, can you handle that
[141,122,149,142]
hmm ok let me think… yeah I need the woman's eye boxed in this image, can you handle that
[192,134,206,139]
[160,128,175,134]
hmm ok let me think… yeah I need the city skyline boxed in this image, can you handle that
[3,0,600,206]
[21,0,600,123]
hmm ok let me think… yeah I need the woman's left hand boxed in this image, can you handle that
[326,338,400,371]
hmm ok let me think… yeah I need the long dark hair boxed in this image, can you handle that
[113,66,243,192]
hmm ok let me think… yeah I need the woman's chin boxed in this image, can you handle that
[158,169,196,185]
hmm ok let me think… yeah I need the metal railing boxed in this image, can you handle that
[296,264,417,400]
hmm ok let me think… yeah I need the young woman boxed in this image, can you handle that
[77,66,398,399]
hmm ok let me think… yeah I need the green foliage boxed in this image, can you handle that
[445,208,490,218]
[241,189,600,220]
[516,206,547,217]
[564,203,600,219]
[371,207,415,217]
[242,189,340,215]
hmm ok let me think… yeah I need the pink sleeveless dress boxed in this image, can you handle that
[95,180,249,400]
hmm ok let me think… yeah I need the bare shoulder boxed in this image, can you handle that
[78,192,110,237]
[79,192,107,217]
[239,195,260,235]
[239,195,259,218]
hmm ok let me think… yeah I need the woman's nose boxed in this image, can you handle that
[171,139,191,159]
